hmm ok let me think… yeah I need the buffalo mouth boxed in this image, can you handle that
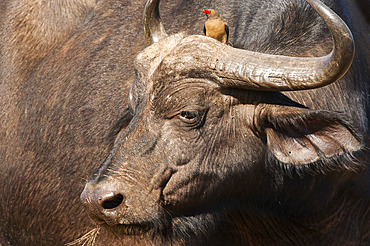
[101,222,151,236]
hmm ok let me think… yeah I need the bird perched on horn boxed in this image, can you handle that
[203,9,229,44]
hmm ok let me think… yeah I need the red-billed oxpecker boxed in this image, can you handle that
[203,8,229,44]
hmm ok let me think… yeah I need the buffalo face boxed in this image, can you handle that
[81,60,268,239]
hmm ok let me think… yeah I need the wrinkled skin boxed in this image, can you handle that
[0,0,230,245]
[81,0,369,245]
[0,0,369,246]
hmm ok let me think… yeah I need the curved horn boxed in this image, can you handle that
[144,0,168,47]
[171,0,354,91]
[217,0,355,90]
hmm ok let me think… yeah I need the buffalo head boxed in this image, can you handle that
[81,0,362,243]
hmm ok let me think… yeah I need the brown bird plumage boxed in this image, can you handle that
[203,9,229,44]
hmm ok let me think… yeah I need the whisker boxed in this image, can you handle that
[65,226,100,246]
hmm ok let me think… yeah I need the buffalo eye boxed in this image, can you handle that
[179,110,200,125]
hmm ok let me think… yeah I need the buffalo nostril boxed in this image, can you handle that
[101,193,124,209]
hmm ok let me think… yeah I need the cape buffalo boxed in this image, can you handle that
[0,0,368,245]
[81,0,369,245]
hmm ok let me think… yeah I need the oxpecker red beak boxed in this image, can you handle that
[203,9,211,14]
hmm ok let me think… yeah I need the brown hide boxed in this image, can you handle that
[0,0,251,245]
[80,0,368,245]
[0,0,369,245]
[0,0,141,245]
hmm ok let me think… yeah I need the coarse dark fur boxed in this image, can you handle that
[82,0,369,245]
[0,0,369,246]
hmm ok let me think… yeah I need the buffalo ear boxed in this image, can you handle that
[256,105,362,165]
